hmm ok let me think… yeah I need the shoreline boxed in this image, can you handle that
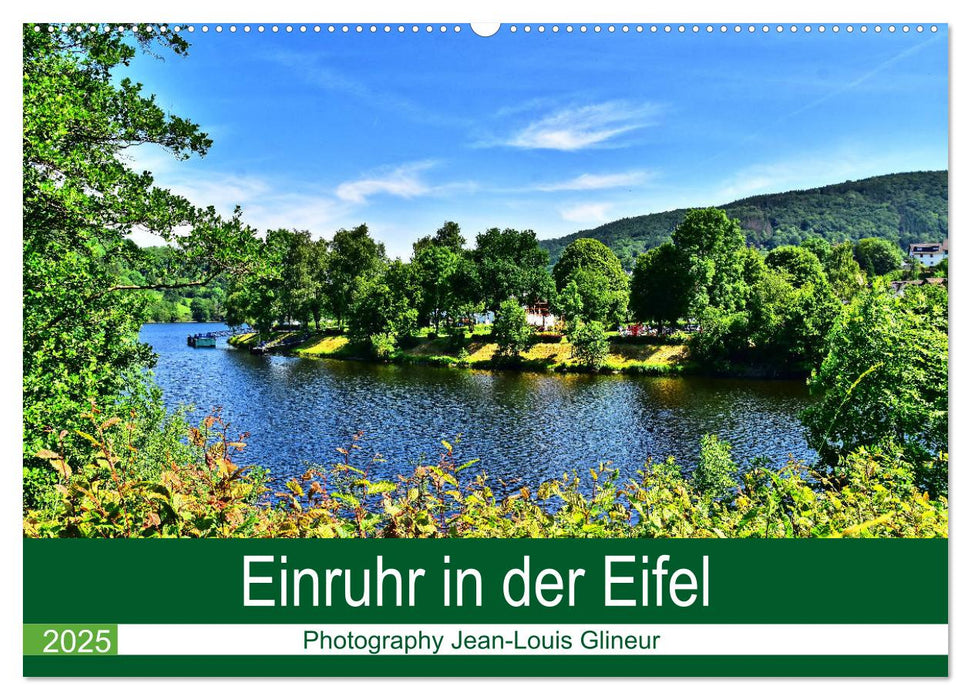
[227,331,810,380]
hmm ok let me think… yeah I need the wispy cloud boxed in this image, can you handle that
[335,162,436,204]
[500,101,660,151]
[560,202,612,224]
[334,161,477,205]
[532,171,650,192]
[264,50,473,131]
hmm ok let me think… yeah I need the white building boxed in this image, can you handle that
[908,240,948,267]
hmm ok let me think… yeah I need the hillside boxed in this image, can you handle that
[540,171,948,268]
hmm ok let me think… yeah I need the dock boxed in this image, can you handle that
[187,327,250,349]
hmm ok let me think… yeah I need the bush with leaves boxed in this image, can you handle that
[492,298,533,357]
[568,320,610,369]
[801,282,948,495]
[24,410,946,539]
[692,434,738,502]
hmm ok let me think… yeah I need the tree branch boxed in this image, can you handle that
[106,272,220,293]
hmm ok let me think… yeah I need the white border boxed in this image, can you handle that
[4,1,964,698]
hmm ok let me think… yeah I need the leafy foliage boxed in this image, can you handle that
[492,299,534,357]
[24,415,947,539]
[552,239,629,325]
[629,242,692,333]
[472,228,554,311]
[23,23,262,495]
[324,224,387,329]
[854,237,904,276]
[567,320,610,369]
[671,208,748,315]
[765,245,827,288]
[347,261,419,350]
[801,283,948,495]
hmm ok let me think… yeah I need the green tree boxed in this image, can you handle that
[492,298,533,357]
[799,236,832,263]
[347,261,418,350]
[749,273,841,370]
[801,283,948,494]
[413,220,465,253]
[824,242,866,300]
[472,228,553,311]
[412,243,459,331]
[23,23,261,494]
[568,320,610,369]
[671,208,747,315]
[854,237,903,276]
[189,297,212,323]
[306,239,330,331]
[765,245,827,288]
[325,224,386,330]
[630,242,692,334]
[268,229,316,327]
[552,238,629,325]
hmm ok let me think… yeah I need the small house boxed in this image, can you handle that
[908,240,948,267]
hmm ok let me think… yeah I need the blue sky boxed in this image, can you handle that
[127,24,948,258]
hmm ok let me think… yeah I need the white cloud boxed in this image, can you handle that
[335,162,436,204]
[503,101,659,151]
[560,202,611,224]
[532,171,650,192]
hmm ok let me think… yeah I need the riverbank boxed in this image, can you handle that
[228,330,691,375]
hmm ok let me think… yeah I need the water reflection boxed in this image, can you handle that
[141,323,816,486]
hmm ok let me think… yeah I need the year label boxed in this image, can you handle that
[24,625,117,656]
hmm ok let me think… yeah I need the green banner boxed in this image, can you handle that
[22,539,947,676]
[24,539,946,624]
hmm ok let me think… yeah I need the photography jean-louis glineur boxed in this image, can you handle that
[22,20,948,677]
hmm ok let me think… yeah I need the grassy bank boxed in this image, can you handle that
[229,330,690,375]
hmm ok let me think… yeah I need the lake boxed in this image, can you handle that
[141,322,816,487]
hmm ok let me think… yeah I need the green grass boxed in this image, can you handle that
[228,328,691,376]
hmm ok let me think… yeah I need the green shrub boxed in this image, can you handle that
[493,299,533,357]
[692,434,738,501]
[568,320,610,369]
[24,410,947,540]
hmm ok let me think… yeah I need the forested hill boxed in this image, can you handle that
[540,170,948,268]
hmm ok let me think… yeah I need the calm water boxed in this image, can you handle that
[141,322,815,485]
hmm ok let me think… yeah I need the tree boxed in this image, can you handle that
[552,238,627,291]
[411,243,459,331]
[671,208,747,315]
[854,237,903,276]
[824,242,865,300]
[630,242,692,334]
[568,320,610,369]
[268,229,316,326]
[552,238,629,325]
[492,299,533,357]
[801,283,948,495]
[324,224,386,329]
[347,261,418,349]
[306,239,330,330]
[413,220,465,253]
[752,276,841,370]
[23,24,262,486]
[799,236,831,263]
[472,228,553,311]
[764,245,827,288]
[189,297,212,323]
